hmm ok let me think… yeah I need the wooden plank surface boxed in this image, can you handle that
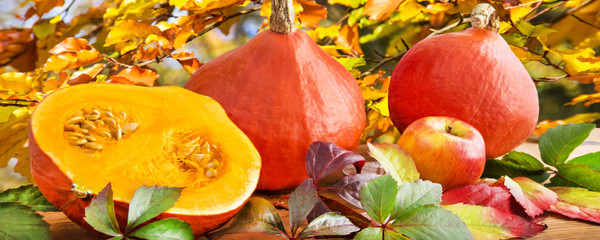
[41,129,600,239]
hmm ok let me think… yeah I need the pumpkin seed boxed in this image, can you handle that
[84,114,100,120]
[79,128,90,135]
[98,131,112,139]
[206,160,217,168]
[84,136,97,142]
[204,168,217,178]
[103,112,114,118]
[113,125,122,140]
[66,116,84,124]
[103,117,116,127]
[72,139,88,146]
[83,142,103,150]
[122,123,138,135]
[192,154,205,162]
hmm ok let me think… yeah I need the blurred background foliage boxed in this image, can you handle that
[0,0,599,190]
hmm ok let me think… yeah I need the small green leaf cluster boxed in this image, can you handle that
[0,185,58,240]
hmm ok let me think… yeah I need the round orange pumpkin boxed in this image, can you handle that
[184,0,365,190]
[29,83,261,236]
[388,4,539,158]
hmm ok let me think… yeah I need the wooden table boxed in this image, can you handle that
[42,129,600,239]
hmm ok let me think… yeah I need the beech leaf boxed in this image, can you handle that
[289,179,318,235]
[367,142,419,185]
[390,205,473,240]
[125,185,183,232]
[539,123,595,166]
[0,184,58,212]
[327,173,379,208]
[67,63,106,85]
[441,184,522,216]
[43,37,102,72]
[109,66,159,86]
[550,163,600,191]
[498,176,558,218]
[444,204,547,239]
[297,0,328,29]
[364,0,403,21]
[298,212,359,238]
[208,197,287,237]
[549,187,600,224]
[305,141,365,184]
[0,202,51,240]
[84,183,122,237]
[128,218,193,240]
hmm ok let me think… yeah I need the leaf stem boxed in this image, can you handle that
[358,52,406,79]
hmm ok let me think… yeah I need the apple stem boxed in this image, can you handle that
[446,125,453,134]
[471,3,499,32]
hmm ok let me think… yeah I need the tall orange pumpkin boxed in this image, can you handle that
[388,3,539,158]
[185,0,365,190]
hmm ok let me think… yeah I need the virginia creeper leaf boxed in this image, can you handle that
[354,227,384,240]
[0,184,58,212]
[305,141,365,184]
[444,204,547,239]
[128,218,193,240]
[367,142,419,185]
[207,197,287,237]
[319,195,371,229]
[498,176,558,218]
[0,202,51,240]
[289,178,318,235]
[84,183,122,237]
[360,174,398,224]
[483,151,551,183]
[548,187,600,224]
[126,185,183,232]
[307,197,330,224]
[539,123,595,166]
[441,184,522,216]
[391,205,473,240]
[568,152,600,172]
[391,180,442,219]
[298,212,359,238]
[550,163,600,191]
[327,173,379,208]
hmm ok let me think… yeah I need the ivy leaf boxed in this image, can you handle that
[548,187,600,224]
[289,179,318,235]
[549,163,600,191]
[444,204,547,239]
[482,151,551,183]
[128,218,193,240]
[0,202,51,240]
[367,142,419,185]
[539,123,595,166]
[305,141,365,184]
[496,177,558,218]
[208,197,287,237]
[327,173,379,208]
[0,185,58,212]
[125,185,183,232]
[390,205,473,240]
[83,183,122,237]
[567,152,600,172]
[360,174,399,224]
[441,184,522,216]
[391,180,442,218]
[297,212,359,238]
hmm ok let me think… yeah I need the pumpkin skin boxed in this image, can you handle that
[388,27,539,158]
[184,29,366,190]
[29,83,261,237]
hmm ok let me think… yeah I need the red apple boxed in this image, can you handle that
[397,116,486,191]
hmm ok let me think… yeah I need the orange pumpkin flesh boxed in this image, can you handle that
[184,2,365,190]
[388,4,539,158]
[29,83,261,236]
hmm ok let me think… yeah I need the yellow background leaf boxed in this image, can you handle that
[0,107,33,183]
[364,0,403,21]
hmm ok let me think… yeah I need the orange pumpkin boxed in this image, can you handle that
[29,83,261,236]
[184,0,365,190]
[388,4,539,158]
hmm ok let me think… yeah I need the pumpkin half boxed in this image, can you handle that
[29,83,261,236]
[184,0,366,190]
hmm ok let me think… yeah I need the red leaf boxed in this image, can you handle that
[497,176,558,218]
[441,184,524,216]
[549,187,600,224]
[109,66,159,86]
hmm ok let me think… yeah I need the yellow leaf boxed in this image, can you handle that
[422,3,450,15]
[364,0,404,21]
[0,107,33,183]
[314,24,341,39]
[361,85,387,101]
[43,38,102,72]
[67,63,106,85]
[546,0,600,47]
[371,96,389,117]
[0,72,33,95]
[170,0,245,12]
[335,24,363,56]
[104,20,161,53]
[109,66,159,86]
[556,48,600,75]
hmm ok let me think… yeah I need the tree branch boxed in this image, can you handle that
[0,99,40,107]
[358,51,406,79]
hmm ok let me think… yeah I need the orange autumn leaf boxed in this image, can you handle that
[35,0,65,16]
[105,20,161,54]
[109,66,159,86]
[169,0,245,12]
[298,0,328,29]
[43,38,102,72]
[170,51,195,59]
[335,24,363,56]
[177,58,202,75]
[364,0,404,21]
[0,29,36,71]
[133,46,163,61]
[67,63,106,85]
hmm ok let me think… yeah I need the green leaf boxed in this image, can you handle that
[84,183,122,237]
[354,227,384,240]
[0,202,51,240]
[502,33,527,47]
[360,174,399,224]
[128,218,193,240]
[0,185,58,212]
[483,152,551,183]
[367,142,419,185]
[126,185,183,232]
[549,163,600,191]
[515,20,558,37]
[298,212,359,238]
[207,197,288,238]
[289,179,317,235]
[336,57,366,71]
[524,60,568,81]
[568,152,600,172]
[391,180,442,219]
[539,123,595,166]
[391,205,473,240]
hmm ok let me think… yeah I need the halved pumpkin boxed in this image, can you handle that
[29,83,261,236]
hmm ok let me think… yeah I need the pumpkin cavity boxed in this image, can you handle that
[163,130,224,181]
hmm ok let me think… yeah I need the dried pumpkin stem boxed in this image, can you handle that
[270,0,296,34]
[470,3,500,32]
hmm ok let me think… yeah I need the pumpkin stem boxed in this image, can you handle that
[270,0,296,34]
[470,3,500,32]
